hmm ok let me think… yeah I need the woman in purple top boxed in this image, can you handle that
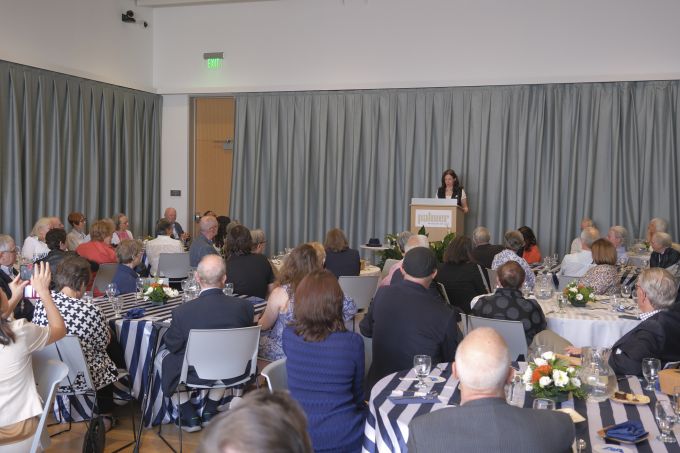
[283,270,366,453]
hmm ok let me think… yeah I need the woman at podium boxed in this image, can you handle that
[436,169,469,213]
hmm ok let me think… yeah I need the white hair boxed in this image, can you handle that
[455,327,511,391]
[608,226,627,242]
[580,227,600,248]
[200,215,218,232]
[650,218,668,233]
[0,235,15,252]
[652,232,673,249]
[638,268,677,310]
[404,235,429,253]
[472,227,491,246]
[197,255,226,287]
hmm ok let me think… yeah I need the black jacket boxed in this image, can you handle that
[471,244,506,270]
[324,248,361,278]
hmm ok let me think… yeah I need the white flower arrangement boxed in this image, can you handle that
[522,351,586,399]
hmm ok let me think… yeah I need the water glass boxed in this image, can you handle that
[670,386,680,422]
[532,398,555,410]
[505,373,524,407]
[135,278,145,301]
[105,283,118,300]
[557,294,567,313]
[521,281,532,298]
[223,282,234,296]
[641,357,661,391]
[529,344,548,362]
[413,355,432,390]
[655,400,676,443]
[82,291,93,304]
[620,285,631,299]
[110,296,123,318]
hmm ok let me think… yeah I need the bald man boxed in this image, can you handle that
[189,215,220,267]
[408,328,573,453]
[164,207,190,242]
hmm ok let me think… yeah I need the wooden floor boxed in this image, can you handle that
[45,401,203,452]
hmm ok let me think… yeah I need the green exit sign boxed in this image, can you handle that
[203,52,224,70]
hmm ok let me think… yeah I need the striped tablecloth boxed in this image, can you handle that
[55,291,266,425]
[363,363,680,453]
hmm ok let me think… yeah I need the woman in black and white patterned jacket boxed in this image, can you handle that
[32,255,119,429]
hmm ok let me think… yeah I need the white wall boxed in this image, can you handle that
[153,0,680,94]
[0,0,154,92]
[160,95,191,229]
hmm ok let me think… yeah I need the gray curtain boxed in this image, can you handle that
[0,60,162,245]
[232,81,680,258]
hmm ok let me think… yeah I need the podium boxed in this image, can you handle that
[410,198,464,241]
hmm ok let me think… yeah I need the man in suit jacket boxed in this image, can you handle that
[189,215,220,267]
[408,327,574,453]
[470,226,505,270]
[162,254,254,431]
[608,267,680,375]
[0,234,34,320]
[164,207,190,242]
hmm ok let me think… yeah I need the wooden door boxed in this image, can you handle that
[192,97,234,236]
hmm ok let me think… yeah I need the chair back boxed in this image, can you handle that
[93,263,118,293]
[156,252,191,278]
[556,274,571,291]
[261,358,288,391]
[435,282,451,305]
[180,326,261,385]
[381,259,399,279]
[467,315,528,361]
[338,276,379,312]
[31,358,69,452]
[459,313,468,336]
[485,268,498,290]
[32,335,96,394]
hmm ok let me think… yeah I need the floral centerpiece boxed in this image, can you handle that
[142,280,179,304]
[522,351,586,401]
[563,281,596,307]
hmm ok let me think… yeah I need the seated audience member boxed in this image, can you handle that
[111,240,143,295]
[472,261,546,345]
[436,236,489,314]
[189,215,219,268]
[491,230,535,288]
[21,217,55,261]
[224,225,275,299]
[283,271,367,452]
[470,226,505,270]
[111,213,133,246]
[650,232,680,273]
[146,219,184,276]
[250,229,267,254]
[32,257,121,431]
[66,212,88,251]
[560,226,600,278]
[76,219,117,265]
[554,268,680,376]
[213,216,232,250]
[0,263,67,447]
[646,217,668,245]
[518,226,541,264]
[162,255,255,432]
[0,235,34,321]
[164,207,189,242]
[407,328,574,453]
[38,228,71,271]
[259,244,357,362]
[380,234,427,287]
[578,238,620,295]
[198,389,313,453]
[323,228,361,278]
[360,247,460,392]
[607,225,628,263]
[570,217,594,253]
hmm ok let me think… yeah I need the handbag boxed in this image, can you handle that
[82,416,105,453]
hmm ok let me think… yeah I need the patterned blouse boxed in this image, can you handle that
[578,264,620,296]
[491,249,536,288]
[259,284,357,362]
[32,292,118,389]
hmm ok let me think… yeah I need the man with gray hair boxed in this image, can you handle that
[646,217,668,244]
[379,234,429,287]
[650,232,680,275]
[250,229,267,254]
[560,226,600,277]
[470,226,505,269]
[570,217,594,253]
[607,225,628,262]
[189,215,220,267]
[407,328,573,453]
[162,254,255,431]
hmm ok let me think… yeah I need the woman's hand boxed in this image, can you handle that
[30,262,52,297]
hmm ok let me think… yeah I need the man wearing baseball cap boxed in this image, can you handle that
[360,247,460,394]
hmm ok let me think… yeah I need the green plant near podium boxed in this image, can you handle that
[376,226,455,269]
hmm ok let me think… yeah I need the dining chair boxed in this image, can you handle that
[380,259,400,280]
[338,275,379,312]
[261,358,288,392]
[466,315,527,361]
[156,252,191,279]
[485,268,498,290]
[92,263,118,294]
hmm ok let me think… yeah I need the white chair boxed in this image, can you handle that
[338,276,379,312]
[261,358,288,391]
[459,313,468,337]
[159,326,261,452]
[156,252,191,279]
[0,359,68,453]
[485,268,498,290]
[467,315,528,361]
[380,259,400,280]
[92,263,118,294]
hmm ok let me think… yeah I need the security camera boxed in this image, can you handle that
[122,10,136,23]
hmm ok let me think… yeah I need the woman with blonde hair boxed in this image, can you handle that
[111,213,134,246]
[21,217,57,261]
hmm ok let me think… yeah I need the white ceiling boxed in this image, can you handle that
[137,0,275,6]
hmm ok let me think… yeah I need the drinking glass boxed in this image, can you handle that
[655,400,676,443]
[557,294,567,313]
[641,258,650,269]
[413,355,432,390]
[105,283,118,300]
[135,278,145,302]
[670,386,680,422]
[223,282,234,296]
[620,285,631,299]
[181,279,190,303]
[505,373,524,407]
[82,291,93,304]
[641,357,661,391]
[532,398,555,410]
[110,296,123,318]
[529,345,548,362]
[522,281,532,298]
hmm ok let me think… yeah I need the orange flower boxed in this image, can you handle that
[151,283,161,288]
[531,365,552,383]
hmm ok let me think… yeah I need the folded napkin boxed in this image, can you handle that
[388,395,439,405]
[605,421,647,442]
[124,308,146,319]
[618,315,639,320]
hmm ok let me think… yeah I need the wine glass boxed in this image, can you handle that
[641,357,661,391]
[655,400,676,443]
[413,355,432,390]
[82,291,93,305]
[532,398,555,410]
[105,283,118,301]
[670,386,680,422]
[620,285,631,299]
[135,278,145,302]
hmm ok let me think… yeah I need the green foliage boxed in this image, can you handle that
[376,228,456,269]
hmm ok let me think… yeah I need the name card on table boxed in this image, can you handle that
[414,209,452,229]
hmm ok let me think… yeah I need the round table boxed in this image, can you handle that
[270,257,380,277]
